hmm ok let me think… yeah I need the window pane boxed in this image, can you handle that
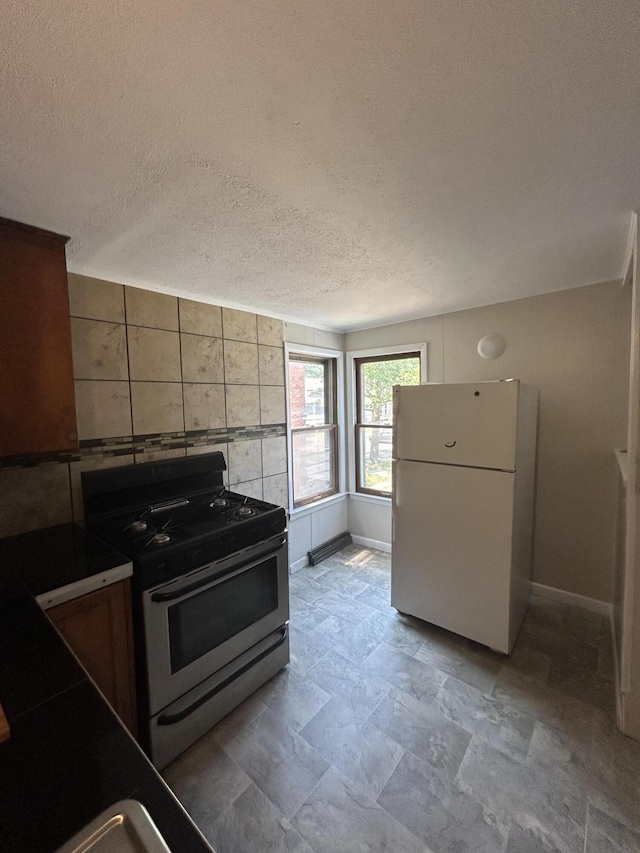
[360,356,420,424]
[358,426,393,494]
[289,360,328,427]
[292,428,335,503]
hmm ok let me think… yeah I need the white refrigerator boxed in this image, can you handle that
[391,380,538,654]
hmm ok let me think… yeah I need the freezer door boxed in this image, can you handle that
[391,459,515,653]
[393,382,519,470]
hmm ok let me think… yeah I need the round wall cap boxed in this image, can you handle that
[477,333,505,360]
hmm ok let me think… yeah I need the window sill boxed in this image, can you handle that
[347,491,391,505]
[289,492,348,519]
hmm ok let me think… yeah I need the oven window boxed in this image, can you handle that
[168,556,279,673]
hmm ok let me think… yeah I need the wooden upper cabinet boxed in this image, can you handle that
[0,216,78,457]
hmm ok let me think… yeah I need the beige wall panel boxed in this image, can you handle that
[346,315,444,383]
[288,513,313,568]
[284,322,314,346]
[346,280,630,602]
[441,281,630,602]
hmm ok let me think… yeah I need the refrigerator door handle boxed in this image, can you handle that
[391,460,398,544]
[392,388,399,459]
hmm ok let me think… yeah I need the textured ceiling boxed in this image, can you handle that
[1,1,639,331]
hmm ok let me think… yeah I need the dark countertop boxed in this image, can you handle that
[0,521,129,596]
[0,525,212,853]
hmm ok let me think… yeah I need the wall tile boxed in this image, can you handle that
[125,287,178,330]
[187,441,227,459]
[68,273,125,323]
[233,479,263,500]
[263,473,289,508]
[258,315,283,347]
[75,380,132,439]
[128,326,181,382]
[183,383,226,430]
[179,299,222,337]
[134,447,186,463]
[228,439,263,485]
[226,385,260,427]
[225,340,259,385]
[262,436,287,476]
[131,382,184,434]
[70,454,134,521]
[260,386,286,425]
[259,345,285,386]
[0,464,72,538]
[71,318,128,380]
[223,308,258,343]
[181,334,224,383]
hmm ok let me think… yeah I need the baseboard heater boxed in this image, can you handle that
[308,532,352,565]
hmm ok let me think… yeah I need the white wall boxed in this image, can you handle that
[348,494,392,552]
[345,280,631,604]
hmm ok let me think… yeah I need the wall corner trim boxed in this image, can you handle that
[530,581,612,615]
[351,535,392,554]
[290,555,310,574]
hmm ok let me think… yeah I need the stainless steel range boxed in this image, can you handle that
[82,452,289,769]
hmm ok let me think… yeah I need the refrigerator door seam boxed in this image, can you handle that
[394,458,516,474]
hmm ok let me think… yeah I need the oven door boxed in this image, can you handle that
[142,533,289,715]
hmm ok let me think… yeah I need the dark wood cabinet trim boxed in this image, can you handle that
[0,216,69,248]
[0,216,78,457]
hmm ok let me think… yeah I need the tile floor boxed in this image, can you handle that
[163,545,640,853]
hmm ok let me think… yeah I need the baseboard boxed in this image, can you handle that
[351,535,392,554]
[610,609,624,729]
[289,555,309,574]
[530,581,612,616]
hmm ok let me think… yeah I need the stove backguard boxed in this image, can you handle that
[82,451,227,521]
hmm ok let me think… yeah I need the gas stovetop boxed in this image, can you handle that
[96,490,281,556]
[81,453,287,590]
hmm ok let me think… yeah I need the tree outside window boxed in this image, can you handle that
[355,353,420,495]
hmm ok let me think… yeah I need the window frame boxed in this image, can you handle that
[285,344,345,511]
[354,351,421,497]
[346,343,427,500]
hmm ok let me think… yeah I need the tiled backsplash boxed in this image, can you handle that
[0,274,288,538]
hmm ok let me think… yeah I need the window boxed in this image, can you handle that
[355,352,421,496]
[288,354,339,507]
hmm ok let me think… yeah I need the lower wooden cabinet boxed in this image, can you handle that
[47,579,137,737]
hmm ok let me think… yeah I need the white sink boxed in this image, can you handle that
[55,800,171,853]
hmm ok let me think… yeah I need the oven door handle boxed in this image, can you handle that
[156,627,288,726]
[149,537,287,603]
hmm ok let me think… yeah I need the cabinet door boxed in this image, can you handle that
[47,579,137,736]
[0,217,77,457]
